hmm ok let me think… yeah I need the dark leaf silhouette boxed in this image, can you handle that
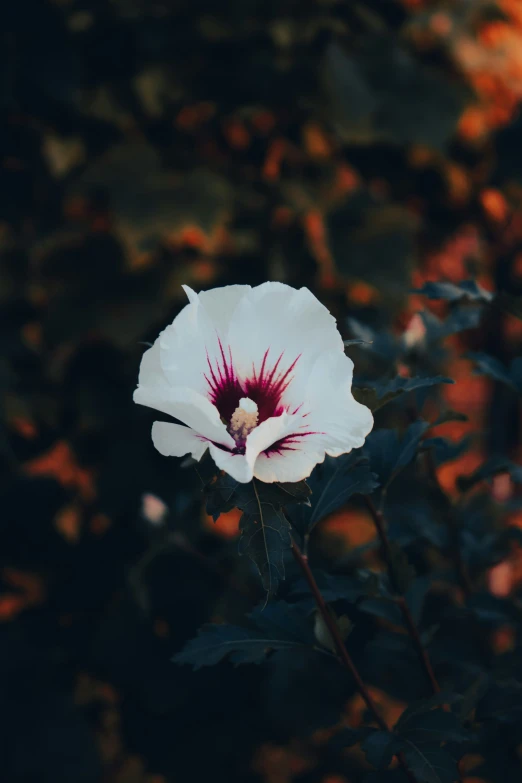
[412,280,493,303]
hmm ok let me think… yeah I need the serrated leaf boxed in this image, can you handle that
[395,693,463,731]
[259,480,312,507]
[362,730,398,770]
[174,602,319,669]
[397,710,470,745]
[400,743,459,783]
[353,376,454,412]
[457,455,522,491]
[421,307,483,344]
[290,569,382,606]
[432,410,469,427]
[422,436,472,466]
[238,496,291,596]
[466,352,518,391]
[412,280,493,303]
[365,421,430,488]
[173,624,303,669]
[290,453,379,534]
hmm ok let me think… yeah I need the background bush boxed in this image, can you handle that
[2,1,522,782]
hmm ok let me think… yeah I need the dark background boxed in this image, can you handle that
[2,1,522,782]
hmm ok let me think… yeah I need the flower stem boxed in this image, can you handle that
[292,539,387,727]
[364,496,441,695]
[290,538,418,783]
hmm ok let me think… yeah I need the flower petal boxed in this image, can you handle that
[134,385,235,449]
[137,339,169,391]
[208,411,302,483]
[253,441,325,483]
[158,285,250,397]
[227,283,344,407]
[253,350,373,482]
[152,421,208,460]
[301,350,374,455]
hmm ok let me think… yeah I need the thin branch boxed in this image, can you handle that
[364,496,441,695]
[291,538,418,783]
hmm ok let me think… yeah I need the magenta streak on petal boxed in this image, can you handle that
[204,338,244,423]
[204,342,301,428]
[264,430,319,457]
[244,349,301,423]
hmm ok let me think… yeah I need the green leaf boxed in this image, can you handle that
[412,280,493,303]
[422,436,472,466]
[400,743,459,783]
[397,710,470,745]
[174,602,319,669]
[457,455,522,491]
[238,484,292,596]
[173,624,294,668]
[206,476,312,593]
[362,730,399,770]
[258,480,312,507]
[290,453,379,534]
[395,693,463,731]
[466,352,519,391]
[365,421,430,488]
[432,410,469,427]
[421,307,483,344]
[353,376,454,412]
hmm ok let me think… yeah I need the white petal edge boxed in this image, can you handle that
[134,385,235,449]
[208,411,302,483]
[152,421,209,461]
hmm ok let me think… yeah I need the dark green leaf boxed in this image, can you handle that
[353,376,454,412]
[290,453,379,534]
[290,569,382,605]
[421,307,483,344]
[400,743,459,783]
[457,455,522,491]
[412,280,493,303]
[362,730,398,770]
[238,493,291,596]
[173,623,302,669]
[422,436,472,466]
[466,352,518,391]
[258,480,312,507]
[365,422,429,488]
[432,411,469,427]
[397,710,470,745]
[395,693,463,731]
[173,602,318,669]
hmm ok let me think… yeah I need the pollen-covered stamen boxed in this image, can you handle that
[229,397,259,444]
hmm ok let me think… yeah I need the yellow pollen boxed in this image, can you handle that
[229,397,259,442]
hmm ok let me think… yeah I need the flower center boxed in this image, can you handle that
[229,397,259,444]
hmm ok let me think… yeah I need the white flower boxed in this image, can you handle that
[134,282,373,484]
